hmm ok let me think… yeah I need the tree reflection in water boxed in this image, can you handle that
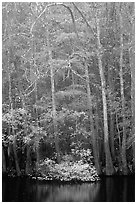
[37,183,100,202]
[2,176,135,202]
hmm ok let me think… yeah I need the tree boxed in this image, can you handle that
[128,3,135,168]
[85,59,101,174]
[119,4,128,175]
[46,25,61,163]
[94,3,114,175]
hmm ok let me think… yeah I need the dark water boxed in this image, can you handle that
[2,176,135,202]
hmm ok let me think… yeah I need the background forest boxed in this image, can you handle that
[2,2,135,178]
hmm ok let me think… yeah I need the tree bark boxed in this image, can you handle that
[33,37,40,172]
[108,69,115,159]
[105,2,115,159]
[8,53,21,176]
[2,147,6,173]
[35,139,40,173]
[46,25,61,163]
[25,145,32,175]
[12,138,21,176]
[129,14,135,168]
[115,112,122,169]
[95,9,114,175]
[94,105,100,161]
[119,8,128,175]
[85,61,101,174]
[116,112,122,150]
[109,114,115,158]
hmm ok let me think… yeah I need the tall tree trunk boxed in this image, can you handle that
[46,26,61,163]
[8,56,21,176]
[129,14,135,169]
[33,36,40,171]
[35,83,40,172]
[119,8,128,175]
[108,68,115,159]
[95,10,114,175]
[105,2,115,159]
[85,61,101,174]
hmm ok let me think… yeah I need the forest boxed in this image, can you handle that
[2,2,135,182]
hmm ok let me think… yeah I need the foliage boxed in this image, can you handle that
[39,158,99,182]
[71,148,94,163]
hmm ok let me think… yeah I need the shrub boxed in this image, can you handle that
[38,158,99,182]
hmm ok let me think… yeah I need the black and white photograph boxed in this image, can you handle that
[2,1,135,202]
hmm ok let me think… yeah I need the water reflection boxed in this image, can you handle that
[38,183,101,202]
[2,176,135,202]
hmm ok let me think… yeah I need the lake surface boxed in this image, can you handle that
[2,176,135,202]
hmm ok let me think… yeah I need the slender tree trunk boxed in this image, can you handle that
[35,83,40,172]
[16,68,25,109]
[25,145,32,175]
[129,15,135,169]
[95,10,114,175]
[109,114,115,158]
[46,26,61,163]
[115,112,122,170]
[12,138,21,176]
[94,105,100,161]
[85,61,101,174]
[2,147,6,173]
[119,9,128,175]
[116,112,121,150]
[30,33,40,172]
[108,69,115,158]
[8,57,21,176]
[24,110,31,175]
[34,60,39,171]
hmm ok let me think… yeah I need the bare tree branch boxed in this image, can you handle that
[72,3,96,37]
[30,3,79,40]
